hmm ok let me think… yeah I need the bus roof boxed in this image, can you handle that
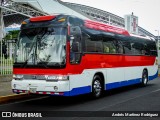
[84,20,130,36]
[25,14,156,38]
[130,34,156,41]
[26,15,130,36]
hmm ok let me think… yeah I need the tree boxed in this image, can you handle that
[4,30,20,41]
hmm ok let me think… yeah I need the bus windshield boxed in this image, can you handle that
[14,27,66,67]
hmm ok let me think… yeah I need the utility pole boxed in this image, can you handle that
[0,7,5,40]
[155,30,159,51]
[155,30,160,75]
[0,8,3,41]
[0,7,3,66]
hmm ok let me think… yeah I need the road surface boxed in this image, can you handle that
[0,77,160,120]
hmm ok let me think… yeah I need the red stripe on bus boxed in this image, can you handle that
[30,15,56,22]
[13,55,156,75]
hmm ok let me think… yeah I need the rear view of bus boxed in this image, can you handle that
[12,14,158,98]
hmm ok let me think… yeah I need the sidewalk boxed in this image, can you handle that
[0,75,32,104]
[0,75,13,96]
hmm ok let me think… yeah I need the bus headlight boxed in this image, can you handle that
[47,75,69,81]
[13,74,24,80]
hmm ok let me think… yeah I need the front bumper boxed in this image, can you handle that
[11,79,70,96]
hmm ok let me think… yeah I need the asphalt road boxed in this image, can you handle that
[0,77,160,120]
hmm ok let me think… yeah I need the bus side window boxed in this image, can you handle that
[116,41,124,54]
[103,38,117,54]
[143,43,149,55]
[104,44,110,53]
[148,41,157,56]
[131,43,141,55]
[84,35,103,53]
[122,41,132,55]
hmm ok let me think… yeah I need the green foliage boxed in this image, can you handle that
[4,30,20,40]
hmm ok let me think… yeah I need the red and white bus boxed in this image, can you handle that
[12,15,158,98]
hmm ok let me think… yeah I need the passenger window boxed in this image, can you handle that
[131,42,142,55]
[123,41,132,54]
[116,41,124,54]
[85,36,103,53]
[103,38,117,54]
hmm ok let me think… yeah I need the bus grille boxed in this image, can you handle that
[23,75,46,80]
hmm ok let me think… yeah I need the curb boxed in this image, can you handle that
[0,93,29,104]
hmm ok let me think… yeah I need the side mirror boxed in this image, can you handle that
[72,42,80,52]
[70,26,81,35]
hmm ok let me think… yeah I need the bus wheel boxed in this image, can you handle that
[92,75,103,98]
[141,70,148,86]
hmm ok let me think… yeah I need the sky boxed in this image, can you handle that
[62,0,160,36]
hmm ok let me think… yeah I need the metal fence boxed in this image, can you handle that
[0,40,15,76]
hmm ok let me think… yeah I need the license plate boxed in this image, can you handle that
[29,88,37,93]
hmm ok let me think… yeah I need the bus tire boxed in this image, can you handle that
[92,75,103,98]
[141,70,148,86]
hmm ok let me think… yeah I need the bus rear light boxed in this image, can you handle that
[13,74,23,80]
[30,15,56,22]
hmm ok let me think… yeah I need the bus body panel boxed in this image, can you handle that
[12,54,158,96]
[68,65,158,95]
[12,65,158,96]
[13,55,156,75]
[12,80,70,95]
[12,15,158,97]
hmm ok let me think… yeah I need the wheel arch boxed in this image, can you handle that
[143,68,148,76]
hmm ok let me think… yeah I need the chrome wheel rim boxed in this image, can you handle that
[143,74,148,84]
[93,80,102,97]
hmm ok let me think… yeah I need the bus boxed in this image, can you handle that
[12,14,158,98]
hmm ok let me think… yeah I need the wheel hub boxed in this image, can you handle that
[93,80,102,96]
